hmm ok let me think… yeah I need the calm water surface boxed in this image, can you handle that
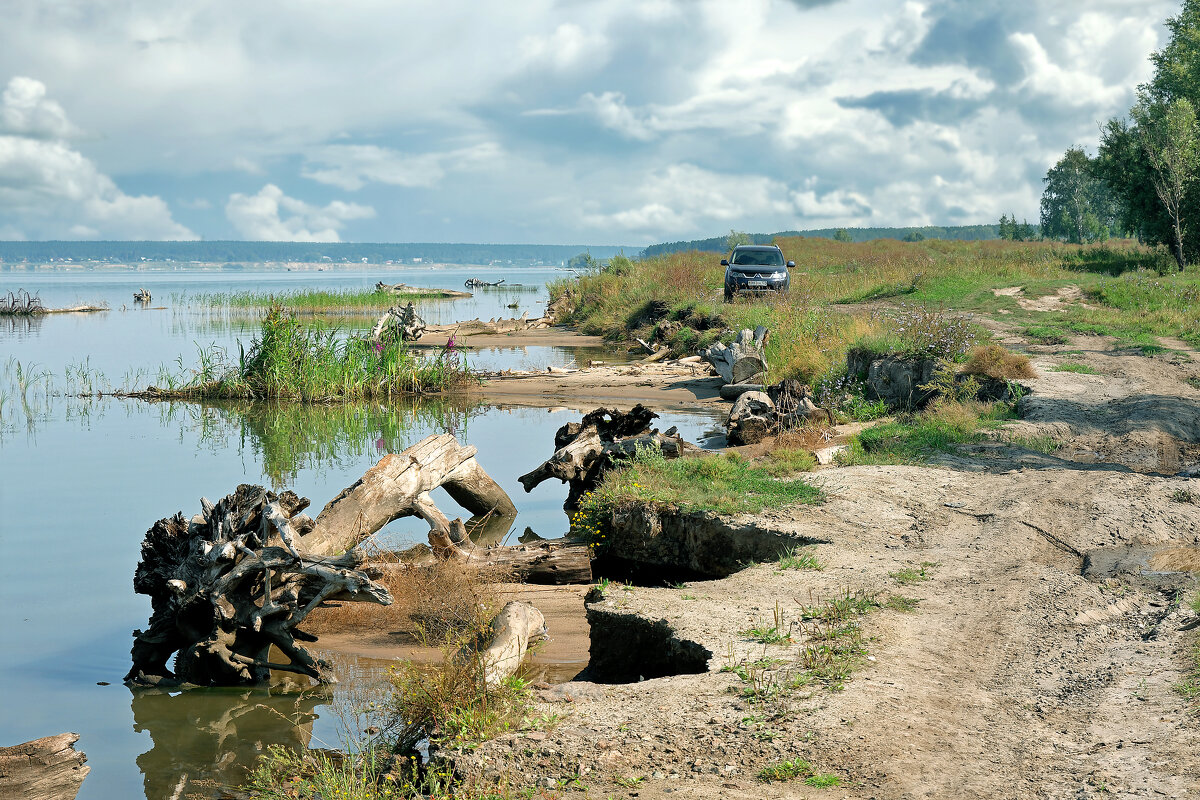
[0,264,723,799]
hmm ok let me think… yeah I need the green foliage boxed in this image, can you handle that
[889,562,938,586]
[758,759,813,783]
[806,773,842,787]
[1040,147,1119,244]
[885,595,921,612]
[579,447,824,520]
[998,213,1038,242]
[777,545,822,571]
[725,229,754,250]
[153,306,469,401]
[833,228,853,243]
[1097,3,1200,268]
[245,745,403,800]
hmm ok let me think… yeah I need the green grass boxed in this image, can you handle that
[777,545,822,571]
[1172,488,1198,504]
[838,399,1016,465]
[572,448,823,548]
[885,595,921,612]
[188,287,460,312]
[758,759,812,783]
[742,624,793,645]
[889,562,938,586]
[805,773,842,787]
[550,237,1195,385]
[145,306,470,402]
[1052,362,1099,374]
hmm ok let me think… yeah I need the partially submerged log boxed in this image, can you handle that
[133,288,151,303]
[464,277,505,288]
[700,326,769,384]
[0,733,89,800]
[419,311,553,337]
[375,281,473,299]
[301,434,518,556]
[518,404,705,509]
[370,302,426,343]
[127,434,583,687]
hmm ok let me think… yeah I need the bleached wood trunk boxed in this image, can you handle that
[0,733,89,800]
[471,601,546,686]
[370,302,426,343]
[301,434,517,556]
[700,326,769,385]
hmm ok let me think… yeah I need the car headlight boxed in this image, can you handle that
[771,271,786,280]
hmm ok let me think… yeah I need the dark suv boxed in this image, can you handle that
[722,245,794,301]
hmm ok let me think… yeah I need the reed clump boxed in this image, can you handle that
[151,305,471,401]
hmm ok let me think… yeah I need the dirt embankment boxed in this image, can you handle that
[443,330,1200,799]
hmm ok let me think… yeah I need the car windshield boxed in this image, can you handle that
[731,249,784,267]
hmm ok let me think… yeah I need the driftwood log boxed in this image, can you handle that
[133,288,151,303]
[518,404,705,509]
[726,380,833,445]
[127,434,585,687]
[370,302,426,343]
[375,281,473,299]
[469,600,546,686]
[0,733,89,800]
[464,277,505,288]
[700,326,769,384]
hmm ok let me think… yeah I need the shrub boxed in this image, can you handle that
[961,344,1037,380]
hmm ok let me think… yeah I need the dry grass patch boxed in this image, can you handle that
[306,557,512,640]
[961,344,1037,380]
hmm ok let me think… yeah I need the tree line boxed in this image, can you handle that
[1041,0,1200,268]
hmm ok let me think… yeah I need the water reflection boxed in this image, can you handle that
[0,313,45,339]
[131,686,326,800]
[162,399,479,486]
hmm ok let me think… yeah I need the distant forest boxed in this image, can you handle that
[641,225,1002,257]
[0,240,631,265]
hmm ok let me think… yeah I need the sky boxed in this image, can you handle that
[0,0,1181,245]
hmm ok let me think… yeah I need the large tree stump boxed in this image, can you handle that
[700,326,769,384]
[518,405,705,509]
[126,434,582,688]
[125,485,394,687]
[0,733,89,800]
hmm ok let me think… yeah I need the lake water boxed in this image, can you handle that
[0,264,724,799]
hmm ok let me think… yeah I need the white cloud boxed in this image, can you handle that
[225,183,375,241]
[301,142,502,191]
[517,23,609,73]
[0,77,195,240]
[0,1,1184,242]
[583,164,798,236]
[231,156,265,175]
[0,76,77,139]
